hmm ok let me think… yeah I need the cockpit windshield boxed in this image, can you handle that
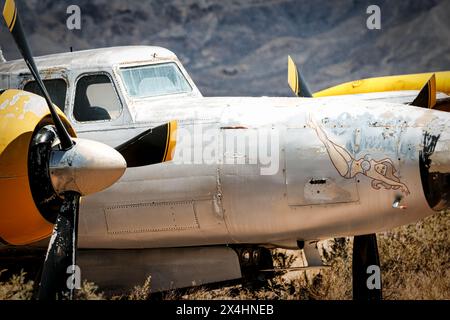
[120,62,192,98]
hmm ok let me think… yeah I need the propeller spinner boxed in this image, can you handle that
[2,0,127,299]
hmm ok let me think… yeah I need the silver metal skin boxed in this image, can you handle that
[77,97,448,249]
[49,138,126,196]
[1,46,449,291]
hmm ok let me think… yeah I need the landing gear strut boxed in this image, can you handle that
[233,246,274,287]
[352,234,382,300]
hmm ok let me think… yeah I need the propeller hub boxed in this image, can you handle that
[49,138,126,196]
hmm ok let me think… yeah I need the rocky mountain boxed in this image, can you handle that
[0,0,449,96]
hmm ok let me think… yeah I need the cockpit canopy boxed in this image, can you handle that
[120,62,192,99]
[0,46,202,125]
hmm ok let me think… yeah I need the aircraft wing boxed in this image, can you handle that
[287,56,450,111]
[321,90,449,105]
[313,71,450,97]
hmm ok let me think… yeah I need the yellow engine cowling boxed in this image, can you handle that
[0,89,75,245]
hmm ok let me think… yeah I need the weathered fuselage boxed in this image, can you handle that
[77,96,449,249]
[0,46,448,251]
[1,45,449,292]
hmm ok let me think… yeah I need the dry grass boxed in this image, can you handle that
[379,209,450,299]
[0,270,34,300]
[1,210,448,300]
[181,210,450,300]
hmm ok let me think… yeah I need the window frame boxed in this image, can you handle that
[72,71,124,124]
[22,77,69,113]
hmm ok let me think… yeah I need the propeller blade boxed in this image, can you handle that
[411,74,437,109]
[352,234,382,300]
[287,55,313,98]
[38,192,80,300]
[2,0,73,149]
[116,120,177,167]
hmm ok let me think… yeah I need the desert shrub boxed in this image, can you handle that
[0,270,34,300]
[128,276,152,300]
[75,280,105,300]
[379,210,450,299]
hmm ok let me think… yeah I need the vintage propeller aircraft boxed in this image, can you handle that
[0,0,449,300]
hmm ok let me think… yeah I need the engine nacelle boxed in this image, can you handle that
[0,89,75,245]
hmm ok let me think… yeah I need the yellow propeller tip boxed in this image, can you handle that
[3,0,17,31]
[287,55,299,96]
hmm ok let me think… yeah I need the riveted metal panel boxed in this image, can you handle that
[285,127,359,206]
[104,200,200,234]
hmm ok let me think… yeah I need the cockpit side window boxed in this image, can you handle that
[24,79,67,113]
[73,74,122,122]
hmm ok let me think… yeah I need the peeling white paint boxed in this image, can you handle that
[0,99,9,111]
[22,94,47,117]
[9,92,28,106]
